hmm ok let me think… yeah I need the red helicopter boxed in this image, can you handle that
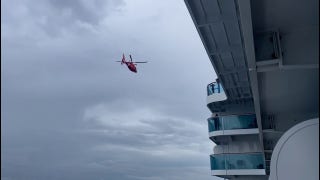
[116,54,148,73]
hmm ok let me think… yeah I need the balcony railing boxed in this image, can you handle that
[207,82,224,96]
[208,114,258,132]
[210,153,265,171]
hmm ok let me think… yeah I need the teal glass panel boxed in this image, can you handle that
[214,83,224,93]
[210,154,226,170]
[208,115,258,133]
[208,117,223,132]
[207,82,224,95]
[210,153,265,170]
[207,83,214,96]
[223,114,257,130]
[227,153,265,169]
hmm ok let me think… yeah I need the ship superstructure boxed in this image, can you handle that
[184,0,319,179]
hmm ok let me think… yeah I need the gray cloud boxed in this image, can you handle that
[47,0,124,24]
[1,0,220,179]
[2,0,125,38]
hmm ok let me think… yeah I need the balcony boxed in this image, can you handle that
[208,114,259,143]
[207,82,227,104]
[210,153,266,176]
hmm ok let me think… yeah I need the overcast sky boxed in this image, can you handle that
[1,0,221,179]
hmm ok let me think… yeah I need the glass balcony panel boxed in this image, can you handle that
[223,115,258,130]
[208,117,223,132]
[207,84,214,96]
[207,82,224,96]
[210,154,226,170]
[210,153,265,170]
[208,115,257,133]
[227,153,265,170]
[218,84,224,93]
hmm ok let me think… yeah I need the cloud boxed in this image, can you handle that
[1,0,125,42]
[47,0,125,24]
[1,0,219,179]
[83,100,208,148]
[76,100,212,179]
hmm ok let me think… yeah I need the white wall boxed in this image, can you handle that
[214,135,262,154]
[269,118,319,180]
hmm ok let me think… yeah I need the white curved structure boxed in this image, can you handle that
[269,118,319,180]
[206,93,227,104]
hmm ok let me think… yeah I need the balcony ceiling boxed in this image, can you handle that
[185,0,253,102]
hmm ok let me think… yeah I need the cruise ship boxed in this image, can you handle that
[184,0,319,179]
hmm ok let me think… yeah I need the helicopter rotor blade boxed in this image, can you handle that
[133,61,148,63]
[129,55,133,62]
[116,61,125,65]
